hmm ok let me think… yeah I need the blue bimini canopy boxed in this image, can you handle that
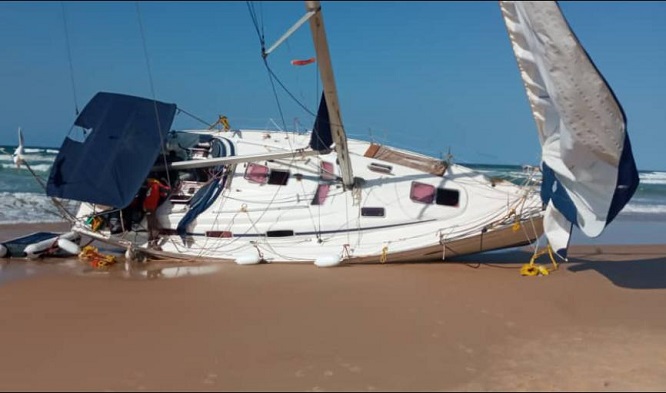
[46,92,177,208]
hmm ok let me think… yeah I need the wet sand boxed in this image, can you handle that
[1,222,666,391]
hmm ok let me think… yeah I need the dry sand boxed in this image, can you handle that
[1,222,665,391]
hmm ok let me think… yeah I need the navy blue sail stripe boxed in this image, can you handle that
[309,92,333,151]
[173,218,438,238]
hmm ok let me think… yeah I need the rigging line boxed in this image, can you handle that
[247,2,287,131]
[177,107,212,127]
[268,60,338,162]
[23,161,76,222]
[135,1,171,187]
[283,32,307,108]
[265,62,346,135]
[312,15,320,119]
[246,2,265,52]
[60,2,79,116]
[263,58,288,132]
[247,1,326,132]
[315,52,319,116]
[259,1,265,46]
[265,65,316,118]
[297,179,320,236]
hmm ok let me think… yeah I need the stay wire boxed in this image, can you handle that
[177,107,211,127]
[246,2,339,152]
[248,1,328,130]
[248,2,287,131]
[60,2,79,116]
[136,1,171,187]
[23,161,76,222]
[247,2,264,50]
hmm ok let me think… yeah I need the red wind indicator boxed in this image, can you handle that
[291,57,316,66]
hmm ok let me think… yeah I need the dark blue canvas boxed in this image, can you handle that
[309,92,333,151]
[46,92,177,208]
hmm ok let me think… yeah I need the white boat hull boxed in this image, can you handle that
[70,130,544,265]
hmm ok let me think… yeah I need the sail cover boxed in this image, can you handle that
[46,92,177,208]
[500,1,639,258]
[309,92,333,151]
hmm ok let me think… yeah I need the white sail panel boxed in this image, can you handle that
[500,1,639,258]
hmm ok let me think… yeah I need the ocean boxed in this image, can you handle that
[1,144,664,244]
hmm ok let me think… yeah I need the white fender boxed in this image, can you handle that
[24,231,81,259]
[0,244,7,258]
[24,237,58,259]
[59,231,81,242]
[154,265,221,278]
[234,253,262,265]
[314,254,343,268]
[57,238,80,256]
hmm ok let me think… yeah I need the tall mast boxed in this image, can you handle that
[305,1,355,189]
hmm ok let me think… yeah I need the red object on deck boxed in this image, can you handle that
[143,178,170,212]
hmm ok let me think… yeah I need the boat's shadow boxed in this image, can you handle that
[449,246,666,290]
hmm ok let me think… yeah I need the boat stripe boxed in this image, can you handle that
[172,218,437,238]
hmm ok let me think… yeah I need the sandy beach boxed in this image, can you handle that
[1,222,665,391]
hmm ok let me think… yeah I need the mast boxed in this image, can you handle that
[305,1,355,189]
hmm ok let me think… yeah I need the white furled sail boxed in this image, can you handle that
[13,127,25,168]
[500,1,639,258]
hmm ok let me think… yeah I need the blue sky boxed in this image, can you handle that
[1,1,664,170]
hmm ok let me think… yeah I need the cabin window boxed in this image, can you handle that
[311,184,330,205]
[410,182,436,204]
[320,161,336,181]
[244,163,269,184]
[436,188,460,207]
[361,207,385,217]
[268,169,290,185]
[170,181,205,204]
[410,182,459,207]
[190,145,210,159]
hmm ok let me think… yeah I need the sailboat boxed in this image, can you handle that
[41,1,637,267]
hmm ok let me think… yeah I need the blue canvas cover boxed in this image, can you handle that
[46,92,177,208]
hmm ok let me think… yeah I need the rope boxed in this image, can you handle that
[379,245,388,263]
[177,108,212,127]
[135,1,172,187]
[79,245,117,269]
[520,244,559,277]
[246,2,265,53]
[208,115,231,131]
[60,2,79,116]
[247,2,287,130]
[22,161,76,222]
[246,1,343,133]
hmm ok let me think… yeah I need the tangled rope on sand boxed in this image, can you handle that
[78,245,117,269]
